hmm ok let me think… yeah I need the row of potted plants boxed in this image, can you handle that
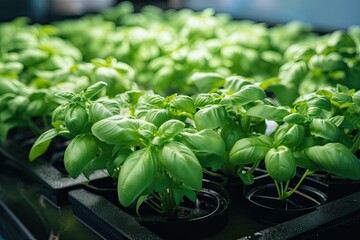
[1,2,360,238]
[27,76,360,236]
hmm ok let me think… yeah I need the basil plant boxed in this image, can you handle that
[90,90,226,216]
[230,90,360,201]
[189,72,276,182]
[29,81,119,178]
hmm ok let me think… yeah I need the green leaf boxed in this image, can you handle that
[283,113,307,124]
[265,146,296,182]
[65,105,90,135]
[194,105,228,130]
[118,148,158,207]
[246,105,290,121]
[117,90,147,106]
[229,136,272,165]
[328,116,345,127]
[194,93,219,108]
[0,79,25,95]
[64,134,98,178]
[29,128,60,161]
[159,142,202,190]
[224,76,253,93]
[89,99,120,123]
[220,122,247,151]
[92,117,156,146]
[308,54,346,72]
[173,187,196,206]
[227,85,266,106]
[352,91,360,105]
[141,94,165,108]
[55,91,76,101]
[155,120,185,143]
[269,83,299,106]
[332,93,353,105]
[169,95,196,114]
[145,109,171,128]
[177,129,226,170]
[306,94,332,111]
[279,61,308,84]
[304,143,360,180]
[309,118,340,141]
[273,123,305,148]
[84,81,108,99]
[190,72,225,92]
[136,195,149,216]
[238,171,255,185]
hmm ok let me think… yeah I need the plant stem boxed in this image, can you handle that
[147,194,163,214]
[203,168,224,178]
[159,189,177,216]
[286,169,313,198]
[246,161,261,175]
[274,180,281,199]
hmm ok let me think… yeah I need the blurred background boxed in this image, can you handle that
[0,0,359,31]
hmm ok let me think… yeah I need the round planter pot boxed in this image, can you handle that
[309,172,360,201]
[83,177,119,205]
[203,166,269,202]
[84,178,231,239]
[138,179,231,239]
[243,176,328,225]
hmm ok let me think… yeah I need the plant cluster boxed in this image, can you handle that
[0,2,359,219]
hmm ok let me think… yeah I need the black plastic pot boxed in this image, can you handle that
[309,172,360,201]
[203,166,269,202]
[138,179,231,240]
[243,175,328,225]
[71,179,231,240]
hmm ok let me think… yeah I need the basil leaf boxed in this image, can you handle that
[229,136,272,165]
[83,81,107,99]
[246,105,290,121]
[265,146,296,182]
[304,143,360,180]
[224,76,252,93]
[145,109,171,127]
[177,129,226,170]
[92,117,156,146]
[191,72,225,93]
[273,123,305,148]
[283,113,307,124]
[29,128,60,161]
[89,99,120,123]
[169,95,196,114]
[194,105,228,130]
[309,118,340,141]
[159,141,202,190]
[118,148,158,207]
[220,123,247,151]
[64,134,98,178]
[227,85,266,106]
[159,119,185,136]
[352,90,360,105]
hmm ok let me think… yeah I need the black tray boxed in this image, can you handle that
[69,189,162,240]
[0,132,108,207]
[68,186,360,240]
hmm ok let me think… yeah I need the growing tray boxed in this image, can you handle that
[68,185,360,240]
[69,189,162,240]
[0,131,108,207]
